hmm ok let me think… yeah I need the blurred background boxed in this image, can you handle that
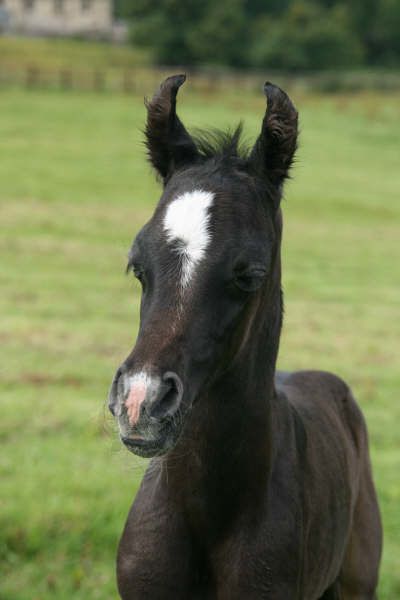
[0,1,399,599]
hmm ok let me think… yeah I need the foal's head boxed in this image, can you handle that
[109,75,298,457]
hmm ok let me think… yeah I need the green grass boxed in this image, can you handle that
[0,85,399,599]
[0,35,149,70]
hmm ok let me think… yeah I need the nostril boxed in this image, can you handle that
[163,371,183,393]
[108,366,125,418]
[149,371,184,420]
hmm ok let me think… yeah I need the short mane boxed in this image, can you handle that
[192,123,250,163]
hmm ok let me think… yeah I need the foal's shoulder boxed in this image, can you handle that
[275,369,350,397]
[275,369,366,438]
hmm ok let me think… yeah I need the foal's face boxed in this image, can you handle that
[108,75,298,457]
[112,173,272,457]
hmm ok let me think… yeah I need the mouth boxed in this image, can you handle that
[118,401,190,458]
[120,434,169,458]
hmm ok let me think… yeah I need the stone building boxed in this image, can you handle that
[0,0,113,38]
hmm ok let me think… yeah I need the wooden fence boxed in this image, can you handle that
[0,63,262,95]
[1,63,400,95]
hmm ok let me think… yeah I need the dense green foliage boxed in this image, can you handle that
[0,85,399,598]
[117,0,400,69]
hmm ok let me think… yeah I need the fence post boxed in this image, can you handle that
[122,70,135,94]
[60,68,73,91]
[26,65,40,88]
[93,70,105,92]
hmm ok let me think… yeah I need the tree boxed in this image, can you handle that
[371,0,400,64]
[186,0,248,67]
[249,1,364,71]
[128,0,207,65]
[114,0,137,19]
[124,0,399,69]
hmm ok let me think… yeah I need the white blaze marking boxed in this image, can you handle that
[163,190,214,288]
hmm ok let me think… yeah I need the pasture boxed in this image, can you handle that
[0,85,399,599]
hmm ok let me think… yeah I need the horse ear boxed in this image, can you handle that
[145,74,198,182]
[249,82,298,186]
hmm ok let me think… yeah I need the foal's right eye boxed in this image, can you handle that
[132,265,144,282]
[128,262,146,288]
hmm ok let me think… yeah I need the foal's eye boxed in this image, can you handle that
[233,266,266,293]
[134,267,145,283]
[129,263,146,286]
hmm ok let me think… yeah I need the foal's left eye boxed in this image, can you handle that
[234,266,266,293]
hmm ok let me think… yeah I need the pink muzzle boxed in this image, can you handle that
[125,381,147,426]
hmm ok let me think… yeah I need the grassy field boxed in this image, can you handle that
[0,83,399,599]
[0,36,149,70]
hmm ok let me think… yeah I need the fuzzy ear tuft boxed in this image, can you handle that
[145,74,198,181]
[250,82,298,186]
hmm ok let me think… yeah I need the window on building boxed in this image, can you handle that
[81,0,92,11]
[23,0,35,11]
[54,0,64,14]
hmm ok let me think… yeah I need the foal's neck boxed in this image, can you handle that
[166,253,283,514]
